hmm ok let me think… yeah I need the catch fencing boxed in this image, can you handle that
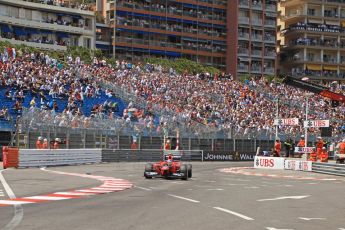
[102,149,203,162]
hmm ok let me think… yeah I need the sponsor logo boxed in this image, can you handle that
[240,153,255,160]
[203,152,256,161]
[259,158,275,167]
[204,153,234,161]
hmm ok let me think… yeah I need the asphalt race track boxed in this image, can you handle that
[1,162,345,230]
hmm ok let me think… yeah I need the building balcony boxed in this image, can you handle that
[251,50,262,56]
[237,65,249,72]
[238,48,249,55]
[252,35,263,41]
[252,3,263,10]
[264,20,276,28]
[238,17,250,25]
[264,67,275,74]
[0,15,93,36]
[115,2,226,25]
[264,51,276,58]
[251,19,263,26]
[0,0,94,15]
[251,66,262,73]
[239,0,249,8]
[238,33,250,40]
[0,37,67,51]
[265,4,276,12]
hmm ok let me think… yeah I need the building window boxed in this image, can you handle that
[307,9,315,16]
[83,37,91,48]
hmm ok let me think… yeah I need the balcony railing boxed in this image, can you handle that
[252,35,263,41]
[238,17,250,24]
[238,48,249,55]
[251,50,262,56]
[0,15,93,36]
[264,67,275,74]
[251,19,263,26]
[265,4,276,12]
[251,66,262,72]
[238,33,250,39]
[239,0,249,7]
[238,65,249,71]
[0,37,67,51]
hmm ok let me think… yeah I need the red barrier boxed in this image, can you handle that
[2,147,19,169]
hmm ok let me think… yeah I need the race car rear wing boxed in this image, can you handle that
[163,150,183,160]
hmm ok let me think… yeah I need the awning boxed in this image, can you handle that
[339,66,345,70]
[150,49,165,55]
[133,13,149,18]
[323,65,338,71]
[96,44,110,50]
[325,20,339,26]
[307,19,323,24]
[166,51,181,57]
[213,24,226,29]
[183,19,197,25]
[167,17,182,23]
[116,10,132,16]
[1,24,11,33]
[213,40,226,45]
[133,48,148,53]
[306,64,322,71]
[40,30,52,34]
[183,3,197,9]
[13,27,27,36]
[182,37,197,42]
[26,28,38,34]
[198,22,212,27]
[56,32,70,38]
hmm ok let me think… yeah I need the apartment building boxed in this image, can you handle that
[278,0,345,80]
[100,0,227,70]
[0,0,96,51]
[231,0,277,79]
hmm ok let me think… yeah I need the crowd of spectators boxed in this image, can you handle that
[0,46,344,139]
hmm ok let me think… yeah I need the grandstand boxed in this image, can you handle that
[0,43,344,151]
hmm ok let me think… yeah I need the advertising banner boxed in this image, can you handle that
[284,159,312,171]
[254,156,285,169]
[202,151,256,161]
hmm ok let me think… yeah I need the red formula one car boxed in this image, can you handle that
[144,151,192,180]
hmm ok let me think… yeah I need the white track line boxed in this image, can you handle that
[0,169,24,230]
[213,207,254,221]
[134,186,152,191]
[167,194,200,203]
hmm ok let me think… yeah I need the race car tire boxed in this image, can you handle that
[180,164,188,180]
[144,163,153,179]
[187,164,192,178]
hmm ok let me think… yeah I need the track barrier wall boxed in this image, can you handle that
[2,146,19,169]
[18,149,102,168]
[254,156,312,171]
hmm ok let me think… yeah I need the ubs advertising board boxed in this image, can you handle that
[202,151,256,161]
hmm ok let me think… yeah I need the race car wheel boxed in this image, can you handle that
[180,164,188,180]
[144,163,153,179]
[187,164,192,178]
